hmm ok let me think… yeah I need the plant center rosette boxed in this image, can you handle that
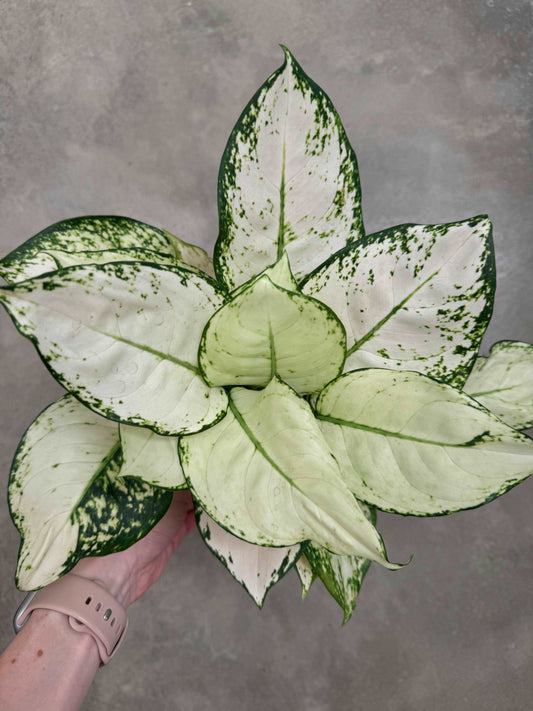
[1,48,533,624]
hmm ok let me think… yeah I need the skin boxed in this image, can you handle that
[0,491,195,711]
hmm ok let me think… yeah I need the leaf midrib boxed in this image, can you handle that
[228,395,304,495]
[100,331,199,374]
[346,228,482,358]
[346,269,437,357]
[315,412,489,448]
[70,439,121,517]
[468,384,522,397]
[3,289,200,375]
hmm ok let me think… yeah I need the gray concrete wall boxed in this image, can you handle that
[1,1,532,709]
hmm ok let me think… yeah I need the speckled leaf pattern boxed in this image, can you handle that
[161,229,215,278]
[195,505,300,607]
[301,217,494,387]
[464,341,533,430]
[316,369,533,516]
[214,47,364,290]
[199,256,346,394]
[304,502,376,624]
[119,424,186,489]
[295,555,316,598]
[0,216,175,284]
[181,377,400,565]
[9,395,172,590]
[0,263,228,435]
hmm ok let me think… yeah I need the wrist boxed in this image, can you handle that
[18,608,101,671]
[71,557,133,608]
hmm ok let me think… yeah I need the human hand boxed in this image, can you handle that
[71,490,196,608]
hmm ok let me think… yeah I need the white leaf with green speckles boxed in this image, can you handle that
[0,263,228,435]
[214,47,364,290]
[464,341,533,430]
[0,216,175,284]
[199,255,346,394]
[119,424,186,489]
[304,502,376,624]
[295,554,316,598]
[161,229,215,278]
[9,395,172,590]
[316,369,533,516]
[301,217,494,388]
[195,505,300,607]
[181,377,400,565]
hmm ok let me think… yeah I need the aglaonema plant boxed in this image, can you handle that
[1,47,533,625]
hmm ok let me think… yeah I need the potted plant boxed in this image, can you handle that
[1,47,532,624]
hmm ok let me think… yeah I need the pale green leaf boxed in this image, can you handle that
[316,369,533,516]
[9,395,171,590]
[199,256,346,395]
[0,263,228,435]
[215,47,364,290]
[295,555,316,598]
[161,229,215,278]
[464,341,533,430]
[119,424,186,489]
[195,505,300,607]
[229,251,298,298]
[0,216,175,284]
[302,216,494,387]
[304,502,376,624]
[181,377,400,566]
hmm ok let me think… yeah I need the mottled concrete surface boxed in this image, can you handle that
[1,1,532,709]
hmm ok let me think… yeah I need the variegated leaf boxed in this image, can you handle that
[0,263,228,435]
[295,555,316,598]
[199,255,346,394]
[195,505,300,607]
[464,341,533,430]
[301,216,494,387]
[119,424,186,489]
[304,502,376,624]
[9,395,172,590]
[181,377,400,565]
[214,47,364,290]
[161,229,215,278]
[316,369,533,516]
[0,216,175,284]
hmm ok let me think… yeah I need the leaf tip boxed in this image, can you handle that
[279,44,296,69]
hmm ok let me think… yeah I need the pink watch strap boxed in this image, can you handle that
[16,574,128,665]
